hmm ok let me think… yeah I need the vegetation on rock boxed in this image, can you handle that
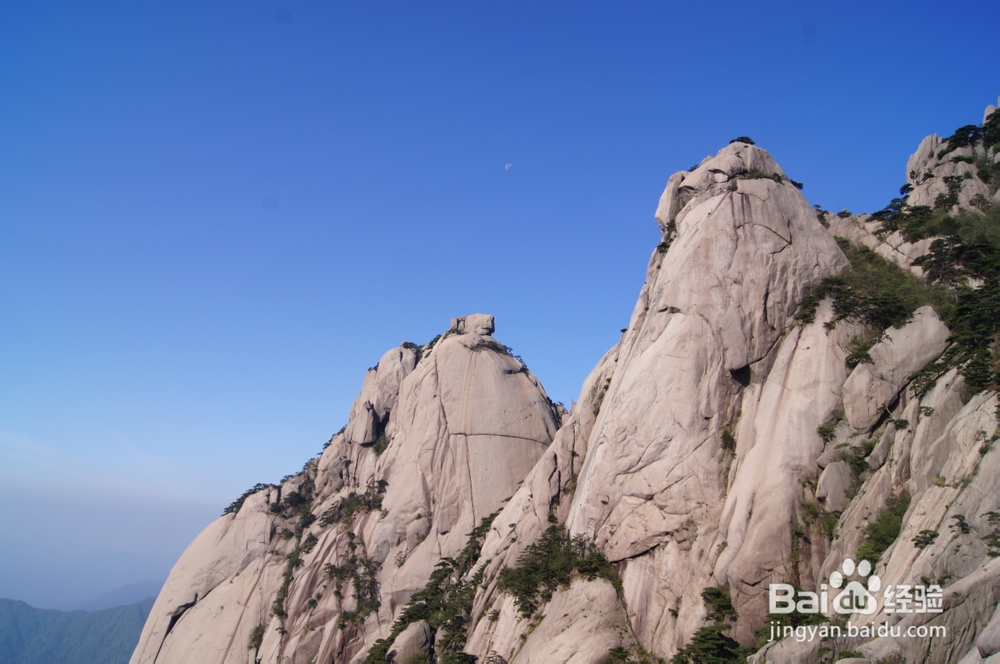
[796,237,950,331]
[222,482,273,516]
[902,205,1000,393]
[364,512,498,663]
[844,334,877,369]
[855,491,911,563]
[328,534,381,628]
[372,434,391,456]
[912,529,939,549]
[670,587,752,664]
[983,511,1000,557]
[496,525,621,619]
[269,477,321,625]
[319,481,388,527]
[247,624,264,651]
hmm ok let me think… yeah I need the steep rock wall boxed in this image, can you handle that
[132,315,561,664]
[461,142,855,661]
[135,104,1000,664]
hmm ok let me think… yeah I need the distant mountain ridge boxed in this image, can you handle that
[0,597,154,664]
[63,580,164,612]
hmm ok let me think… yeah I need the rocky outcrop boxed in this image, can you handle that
[384,620,432,663]
[841,306,950,431]
[906,135,994,211]
[460,141,854,660]
[135,102,1000,664]
[565,142,850,651]
[131,315,561,664]
[825,212,934,277]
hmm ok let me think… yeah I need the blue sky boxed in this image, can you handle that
[1,1,997,608]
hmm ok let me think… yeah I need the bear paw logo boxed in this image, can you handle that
[831,557,881,615]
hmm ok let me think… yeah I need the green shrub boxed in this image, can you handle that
[497,525,620,618]
[838,446,870,477]
[342,556,381,624]
[223,483,273,516]
[671,586,752,663]
[803,495,839,537]
[319,481,388,527]
[701,587,737,624]
[300,533,318,554]
[470,338,513,355]
[821,512,840,539]
[247,624,265,650]
[795,238,951,331]
[372,435,391,456]
[364,512,498,663]
[951,514,971,534]
[720,429,736,452]
[943,124,983,152]
[729,136,755,145]
[816,414,841,443]
[856,492,911,563]
[845,335,877,369]
[816,424,835,442]
[912,530,939,548]
[671,626,742,664]
[890,205,1000,393]
[271,567,292,619]
[934,176,964,211]
[268,478,316,527]
[602,646,632,663]
[738,168,784,184]
[814,205,829,226]
[985,111,1000,149]
[983,511,1000,557]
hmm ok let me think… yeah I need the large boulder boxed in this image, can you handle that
[842,306,950,432]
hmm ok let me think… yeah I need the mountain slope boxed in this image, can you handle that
[134,100,1000,664]
[0,597,154,664]
[131,314,562,663]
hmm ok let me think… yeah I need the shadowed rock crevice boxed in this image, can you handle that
[153,595,198,662]
[729,365,751,387]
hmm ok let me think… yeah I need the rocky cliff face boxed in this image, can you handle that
[134,102,1000,664]
[132,314,562,664]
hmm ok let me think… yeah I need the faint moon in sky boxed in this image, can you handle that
[505,163,512,170]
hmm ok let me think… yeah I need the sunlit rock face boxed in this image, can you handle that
[465,141,853,660]
[131,314,560,664]
[136,102,1000,664]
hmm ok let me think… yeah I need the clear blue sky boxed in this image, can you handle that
[1,1,997,608]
